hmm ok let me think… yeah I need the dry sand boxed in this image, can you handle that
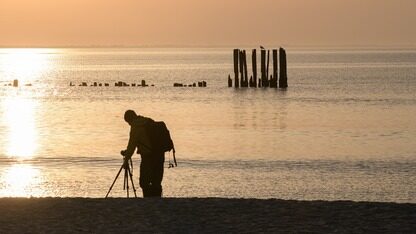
[0,198,414,233]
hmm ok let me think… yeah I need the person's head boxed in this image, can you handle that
[124,110,137,125]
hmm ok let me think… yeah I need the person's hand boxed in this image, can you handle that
[120,150,126,156]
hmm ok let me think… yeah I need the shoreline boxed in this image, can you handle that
[0,198,414,233]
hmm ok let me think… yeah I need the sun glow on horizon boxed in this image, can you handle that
[0,48,54,84]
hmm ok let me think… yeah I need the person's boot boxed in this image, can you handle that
[152,185,162,197]
[142,188,151,198]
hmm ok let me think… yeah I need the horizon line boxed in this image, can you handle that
[1,43,416,49]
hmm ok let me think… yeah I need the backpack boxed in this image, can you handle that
[146,121,177,167]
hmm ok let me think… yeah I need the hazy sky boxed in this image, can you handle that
[1,0,415,47]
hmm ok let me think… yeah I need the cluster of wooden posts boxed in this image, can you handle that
[173,81,207,87]
[3,79,32,87]
[70,80,153,87]
[228,48,288,88]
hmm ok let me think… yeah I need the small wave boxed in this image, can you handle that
[0,156,414,174]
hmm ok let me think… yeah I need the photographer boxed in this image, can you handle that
[121,110,165,197]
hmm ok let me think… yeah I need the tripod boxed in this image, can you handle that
[105,157,138,198]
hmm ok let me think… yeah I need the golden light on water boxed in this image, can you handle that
[0,48,54,83]
[0,49,50,197]
[0,164,43,197]
[2,97,39,158]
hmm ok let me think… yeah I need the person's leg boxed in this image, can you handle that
[139,156,152,197]
[149,152,165,197]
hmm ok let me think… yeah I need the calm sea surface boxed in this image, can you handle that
[0,48,415,202]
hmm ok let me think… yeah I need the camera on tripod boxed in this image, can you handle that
[120,150,127,157]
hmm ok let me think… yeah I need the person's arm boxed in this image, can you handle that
[122,127,138,160]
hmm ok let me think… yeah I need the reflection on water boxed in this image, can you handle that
[0,164,43,197]
[2,97,39,158]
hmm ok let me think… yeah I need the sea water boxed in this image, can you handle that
[0,47,415,202]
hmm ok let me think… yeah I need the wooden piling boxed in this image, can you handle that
[261,49,266,87]
[271,49,278,88]
[252,49,257,88]
[266,50,270,87]
[13,79,18,87]
[233,49,239,88]
[230,47,287,89]
[239,50,244,87]
[174,83,183,87]
[243,50,248,87]
[279,47,288,88]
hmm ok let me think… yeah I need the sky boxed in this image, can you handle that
[1,0,415,47]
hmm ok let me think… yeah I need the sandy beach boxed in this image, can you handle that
[0,198,414,233]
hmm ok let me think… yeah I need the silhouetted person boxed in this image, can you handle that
[121,110,165,197]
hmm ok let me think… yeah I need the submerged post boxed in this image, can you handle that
[279,47,288,88]
[271,49,278,88]
[260,49,266,87]
[252,49,257,88]
[233,49,240,88]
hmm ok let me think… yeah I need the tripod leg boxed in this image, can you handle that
[127,165,138,198]
[123,166,127,190]
[126,168,130,198]
[105,164,124,198]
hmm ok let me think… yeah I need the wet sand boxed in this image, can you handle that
[0,198,414,233]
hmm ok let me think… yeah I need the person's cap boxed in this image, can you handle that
[124,110,137,123]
